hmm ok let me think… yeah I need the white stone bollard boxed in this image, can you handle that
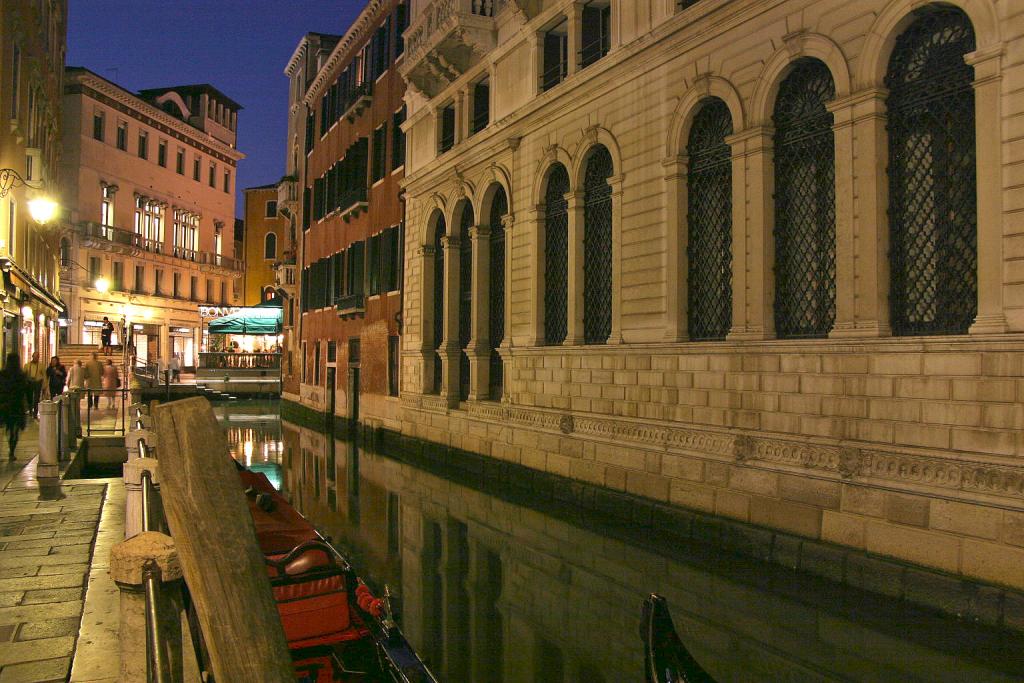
[110,531,184,683]
[123,457,160,540]
[37,400,59,479]
[59,395,75,461]
[125,429,156,461]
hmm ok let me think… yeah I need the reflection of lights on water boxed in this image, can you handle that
[243,440,253,466]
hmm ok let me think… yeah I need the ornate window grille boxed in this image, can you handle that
[488,188,508,401]
[458,205,474,401]
[544,165,570,345]
[886,7,976,336]
[686,98,733,341]
[431,219,445,394]
[583,146,613,344]
[772,58,836,339]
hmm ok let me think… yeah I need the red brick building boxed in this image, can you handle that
[287,1,407,427]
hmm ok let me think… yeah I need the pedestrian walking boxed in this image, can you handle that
[0,354,31,461]
[45,356,67,399]
[84,352,104,409]
[100,316,114,356]
[68,360,84,391]
[102,360,120,409]
[24,352,44,418]
[169,353,181,382]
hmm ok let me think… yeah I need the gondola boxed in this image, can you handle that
[641,594,716,683]
[235,466,439,683]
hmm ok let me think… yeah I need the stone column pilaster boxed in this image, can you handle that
[468,224,491,401]
[566,2,583,77]
[440,234,461,404]
[565,190,585,345]
[726,126,774,340]
[967,46,1008,335]
[417,244,438,394]
[663,155,689,342]
[832,88,891,337]
[526,206,545,346]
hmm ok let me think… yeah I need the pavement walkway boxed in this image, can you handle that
[0,420,124,683]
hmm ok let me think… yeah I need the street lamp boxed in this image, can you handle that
[94,277,110,294]
[27,196,57,225]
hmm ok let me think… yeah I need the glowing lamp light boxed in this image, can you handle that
[20,306,32,318]
[94,277,110,293]
[27,196,57,225]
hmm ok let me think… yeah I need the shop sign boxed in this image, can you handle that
[171,327,192,335]
[199,305,240,319]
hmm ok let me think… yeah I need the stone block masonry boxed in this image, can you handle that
[0,463,109,682]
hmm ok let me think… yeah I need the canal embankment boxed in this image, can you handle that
[281,397,1024,634]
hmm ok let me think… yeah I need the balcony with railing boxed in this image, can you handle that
[76,221,244,274]
[276,175,298,215]
[336,293,365,319]
[400,0,499,98]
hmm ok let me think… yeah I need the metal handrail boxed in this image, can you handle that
[143,560,171,683]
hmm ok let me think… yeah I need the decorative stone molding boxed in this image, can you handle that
[404,400,1024,506]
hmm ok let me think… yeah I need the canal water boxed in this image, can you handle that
[215,401,1024,682]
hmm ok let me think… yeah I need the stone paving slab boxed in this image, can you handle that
[0,423,110,683]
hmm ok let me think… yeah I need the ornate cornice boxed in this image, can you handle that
[67,71,245,163]
[304,0,390,105]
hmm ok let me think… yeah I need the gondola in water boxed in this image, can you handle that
[187,463,439,682]
[641,594,716,683]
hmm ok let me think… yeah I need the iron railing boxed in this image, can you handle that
[544,165,570,345]
[199,352,281,370]
[772,58,836,339]
[886,6,977,336]
[488,189,508,401]
[686,98,733,341]
[583,146,613,344]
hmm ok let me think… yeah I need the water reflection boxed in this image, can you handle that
[218,402,1024,683]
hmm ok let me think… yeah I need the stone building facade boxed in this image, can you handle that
[0,0,67,364]
[242,184,287,305]
[59,68,244,368]
[287,2,408,425]
[281,33,341,396]
[398,0,1024,592]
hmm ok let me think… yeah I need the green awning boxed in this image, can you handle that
[207,304,282,335]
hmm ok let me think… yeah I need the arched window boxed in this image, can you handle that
[488,187,508,400]
[773,58,836,339]
[583,145,613,344]
[686,98,733,340]
[458,203,474,402]
[544,165,570,345]
[59,237,70,268]
[430,217,446,394]
[263,286,277,302]
[264,232,277,260]
[886,7,976,336]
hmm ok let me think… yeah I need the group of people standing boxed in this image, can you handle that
[0,351,122,460]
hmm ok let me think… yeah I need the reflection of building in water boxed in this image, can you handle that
[280,419,1024,683]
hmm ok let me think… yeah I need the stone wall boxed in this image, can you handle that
[396,0,1024,589]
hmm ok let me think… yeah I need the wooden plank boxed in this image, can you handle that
[153,397,293,682]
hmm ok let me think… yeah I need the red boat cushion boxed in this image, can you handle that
[275,587,350,645]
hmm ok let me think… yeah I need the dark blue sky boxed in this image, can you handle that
[67,1,362,216]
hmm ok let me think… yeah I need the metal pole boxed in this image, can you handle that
[141,469,152,533]
[143,559,171,683]
[86,390,91,437]
[164,370,170,402]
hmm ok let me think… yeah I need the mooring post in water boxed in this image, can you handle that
[124,458,160,539]
[153,397,294,682]
[110,531,185,683]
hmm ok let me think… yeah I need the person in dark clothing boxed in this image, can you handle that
[45,356,67,399]
[0,354,31,460]
[100,317,114,356]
